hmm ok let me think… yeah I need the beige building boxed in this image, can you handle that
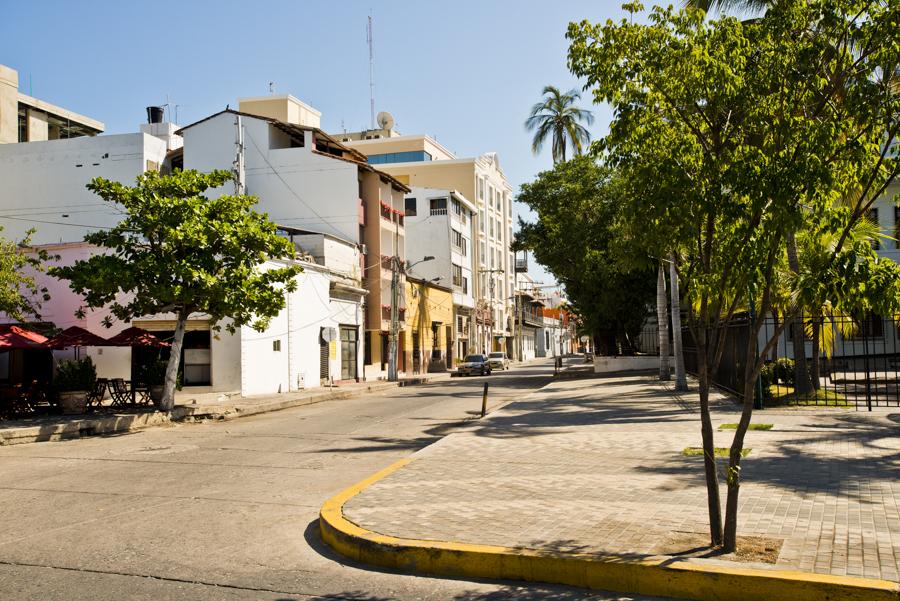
[0,64,103,144]
[338,127,515,355]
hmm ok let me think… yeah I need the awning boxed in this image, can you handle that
[107,327,170,348]
[45,326,112,349]
[0,325,49,350]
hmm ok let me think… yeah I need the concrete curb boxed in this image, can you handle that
[319,458,900,601]
[0,374,450,446]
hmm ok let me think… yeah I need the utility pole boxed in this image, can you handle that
[388,254,400,381]
[233,115,245,195]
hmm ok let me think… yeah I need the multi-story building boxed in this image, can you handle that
[336,123,515,356]
[177,96,410,379]
[403,187,477,362]
[1,64,103,145]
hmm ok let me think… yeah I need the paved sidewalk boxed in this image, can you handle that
[343,374,900,582]
[0,372,452,446]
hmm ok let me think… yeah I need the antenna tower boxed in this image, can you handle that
[367,14,375,130]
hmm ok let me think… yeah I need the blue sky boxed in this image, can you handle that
[3,0,631,283]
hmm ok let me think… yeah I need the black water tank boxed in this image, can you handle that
[146,106,164,124]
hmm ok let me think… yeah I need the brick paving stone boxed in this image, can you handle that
[343,374,900,581]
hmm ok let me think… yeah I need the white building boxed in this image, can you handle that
[536,315,564,358]
[177,100,410,380]
[403,187,477,360]
[0,132,168,244]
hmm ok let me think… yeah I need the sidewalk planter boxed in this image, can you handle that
[149,385,164,404]
[54,357,97,414]
[58,390,89,414]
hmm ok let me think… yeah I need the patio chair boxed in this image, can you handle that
[84,378,108,413]
[108,378,131,408]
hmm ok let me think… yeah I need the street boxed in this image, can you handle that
[0,358,662,600]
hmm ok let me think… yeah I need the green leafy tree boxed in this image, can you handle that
[569,1,900,551]
[0,227,52,322]
[525,85,594,164]
[51,170,301,411]
[515,155,655,353]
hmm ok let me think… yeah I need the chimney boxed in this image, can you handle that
[146,106,165,124]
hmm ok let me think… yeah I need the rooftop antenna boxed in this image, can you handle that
[269,81,275,95]
[367,13,376,130]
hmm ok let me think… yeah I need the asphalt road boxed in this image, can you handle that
[0,358,666,600]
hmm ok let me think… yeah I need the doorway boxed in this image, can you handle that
[340,326,358,381]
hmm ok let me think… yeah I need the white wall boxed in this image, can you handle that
[241,262,365,396]
[182,114,362,243]
[0,133,167,245]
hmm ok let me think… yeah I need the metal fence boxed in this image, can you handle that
[679,312,900,410]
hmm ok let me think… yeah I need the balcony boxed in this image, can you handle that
[381,305,406,322]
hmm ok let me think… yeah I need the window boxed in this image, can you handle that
[848,312,884,339]
[451,228,463,249]
[480,241,486,265]
[895,207,900,249]
[367,150,432,164]
[489,187,494,209]
[867,208,880,250]
[489,218,494,237]
[452,263,464,289]
[273,340,282,352]
[453,199,462,215]
[478,177,485,200]
[405,197,417,216]
[430,197,448,215]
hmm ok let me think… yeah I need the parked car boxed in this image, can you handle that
[487,352,510,371]
[458,354,492,376]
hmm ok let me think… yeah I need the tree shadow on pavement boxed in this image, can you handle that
[635,415,900,501]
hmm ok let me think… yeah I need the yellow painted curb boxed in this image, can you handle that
[319,458,899,601]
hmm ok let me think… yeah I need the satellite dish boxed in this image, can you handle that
[376,111,394,130]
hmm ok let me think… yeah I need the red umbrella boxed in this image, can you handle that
[0,325,49,350]
[106,326,170,348]
[45,326,112,349]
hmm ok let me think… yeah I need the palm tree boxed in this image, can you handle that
[525,86,593,164]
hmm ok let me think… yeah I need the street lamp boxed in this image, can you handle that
[388,255,434,381]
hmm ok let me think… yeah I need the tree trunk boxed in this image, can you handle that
[810,318,821,391]
[670,254,687,391]
[159,312,186,412]
[697,338,723,547]
[722,347,763,552]
[786,233,812,395]
[693,297,723,547]
[657,263,670,380]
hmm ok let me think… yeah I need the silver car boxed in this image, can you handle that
[487,352,509,370]
[458,354,492,376]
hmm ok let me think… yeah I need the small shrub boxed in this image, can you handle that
[54,358,97,392]
[773,357,795,386]
[719,423,773,430]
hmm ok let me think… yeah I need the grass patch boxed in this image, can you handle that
[683,446,751,458]
[767,385,849,407]
[719,423,773,431]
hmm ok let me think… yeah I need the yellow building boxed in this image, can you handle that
[0,64,103,144]
[403,277,454,373]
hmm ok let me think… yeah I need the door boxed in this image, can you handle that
[340,326,358,381]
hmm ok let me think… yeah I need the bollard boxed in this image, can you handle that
[481,382,489,417]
